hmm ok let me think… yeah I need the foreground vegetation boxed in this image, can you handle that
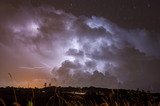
[0,86,160,106]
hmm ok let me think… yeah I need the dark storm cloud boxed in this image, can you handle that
[0,0,160,91]
[52,60,118,88]
[125,30,160,58]
[85,60,97,69]
[66,48,84,58]
[50,15,160,91]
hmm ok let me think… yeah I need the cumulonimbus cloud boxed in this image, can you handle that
[0,1,160,92]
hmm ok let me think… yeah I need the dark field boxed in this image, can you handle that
[0,86,160,106]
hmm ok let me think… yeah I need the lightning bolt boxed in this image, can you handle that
[18,62,53,71]
[18,66,46,70]
[40,62,53,71]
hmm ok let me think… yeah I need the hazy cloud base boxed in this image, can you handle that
[0,1,160,92]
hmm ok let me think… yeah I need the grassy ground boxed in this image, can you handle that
[0,86,160,106]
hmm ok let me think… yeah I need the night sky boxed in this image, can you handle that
[0,0,160,92]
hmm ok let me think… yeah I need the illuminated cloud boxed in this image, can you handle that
[0,1,160,92]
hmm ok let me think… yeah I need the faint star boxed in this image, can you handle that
[70,3,73,7]
[147,4,151,8]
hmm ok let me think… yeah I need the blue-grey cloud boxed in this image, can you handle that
[0,0,160,92]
